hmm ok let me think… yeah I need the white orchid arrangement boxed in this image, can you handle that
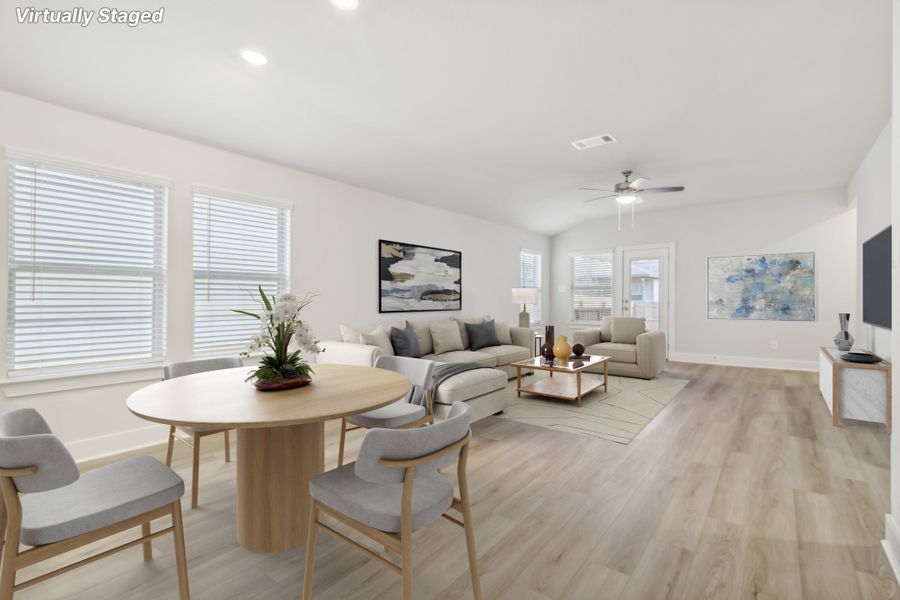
[234,287,322,383]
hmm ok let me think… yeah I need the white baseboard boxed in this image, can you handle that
[67,423,169,464]
[668,351,817,372]
[883,514,900,585]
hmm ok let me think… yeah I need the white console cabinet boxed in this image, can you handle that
[818,347,891,432]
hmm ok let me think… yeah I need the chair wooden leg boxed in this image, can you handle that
[171,500,190,600]
[0,502,19,600]
[458,448,482,600]
[141,522,152,561]
[224,431,231,463]
[165,426,176,467]
[400,469,415,600]
[191,434,201,509]
[302,501,319,600]
[337,418,348,468]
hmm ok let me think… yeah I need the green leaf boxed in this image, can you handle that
[259,285,273,311]
[232,309,260,319]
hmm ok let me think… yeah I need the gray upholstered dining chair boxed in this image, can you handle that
[163,356,242,508]
[337,355,436,467]
[303,401,481,600]
[0,408,189,599]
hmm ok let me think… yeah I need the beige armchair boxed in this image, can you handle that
[572,317,667,379]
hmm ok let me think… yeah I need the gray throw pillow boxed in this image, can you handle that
[466,319,501,351]
[390,326,422,358]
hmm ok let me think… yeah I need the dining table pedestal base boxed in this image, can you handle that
[236,423,325,553]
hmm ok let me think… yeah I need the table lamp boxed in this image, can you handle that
[511,287,540,328]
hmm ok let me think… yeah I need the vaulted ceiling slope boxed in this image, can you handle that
[0,0,891,235]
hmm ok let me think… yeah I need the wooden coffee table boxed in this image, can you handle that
[512,355,610,407]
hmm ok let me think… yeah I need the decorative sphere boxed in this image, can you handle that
[572,343,585,357]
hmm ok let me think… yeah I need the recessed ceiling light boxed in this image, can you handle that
[240,49,268,66]
[330,0,359,11]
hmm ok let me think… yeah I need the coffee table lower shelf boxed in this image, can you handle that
[516,375,606,406]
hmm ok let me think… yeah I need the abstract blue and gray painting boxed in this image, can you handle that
[708,253,815,321]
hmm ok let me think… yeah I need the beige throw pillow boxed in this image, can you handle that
[339,324,362,344]
[360,325,395,356]
[610,317,646,344]
[430,320,464,354]
[599,316,613,342]
[406,321,434,355]
[494,322,512,345]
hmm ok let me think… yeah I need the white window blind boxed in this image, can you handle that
[570,252,614,322]
[193,194,290,354]
[519,250,541,324]
[7,158,167,376]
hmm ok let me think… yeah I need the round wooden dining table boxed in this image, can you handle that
[126,363,410,553]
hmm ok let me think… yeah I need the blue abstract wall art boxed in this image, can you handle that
[707,253,815,321]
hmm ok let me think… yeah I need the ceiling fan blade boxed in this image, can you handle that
[628,177,650,190]
[635,186,685,194]
[579,187,616,192]
[583,194,618,203]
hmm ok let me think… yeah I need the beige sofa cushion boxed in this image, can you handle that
[427,350,497,367]
[430,321,464,354]
[599,316,613,342]
[406,321,434,355]
[360,325,394,356]
[477,345,530,366]
[339,324,362,343]
[586,342,637,364]
[610,317,646,344]
[432,368,507,405]
[494,322,512,345]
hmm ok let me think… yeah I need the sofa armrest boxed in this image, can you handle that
[316,341,384,367]
[510,327,535,355]
[635,330,667,378]
[573,328,602,346]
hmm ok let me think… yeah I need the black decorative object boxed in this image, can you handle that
[379,239,461,313]
[840,351,884,364]
[541,325,556,361]
[572,342,585,357]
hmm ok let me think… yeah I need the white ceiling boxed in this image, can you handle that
[0,0,891,235]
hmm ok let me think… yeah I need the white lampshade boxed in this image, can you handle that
[511,288,540,305]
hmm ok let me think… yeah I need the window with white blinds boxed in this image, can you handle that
[570,251,614,323]
[193,193,290,354]
[519,250,542,324]
[7,158,167,376]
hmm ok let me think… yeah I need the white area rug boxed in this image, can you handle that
[501,372,690,444]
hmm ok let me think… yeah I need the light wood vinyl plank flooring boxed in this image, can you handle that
[12,362,899,599]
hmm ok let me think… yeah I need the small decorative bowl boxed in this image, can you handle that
[254,375,311,392]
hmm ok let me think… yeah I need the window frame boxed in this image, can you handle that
[569,250,614,325]
[519,249,542,325]
[191,189,291,356]
[5,152,168,378]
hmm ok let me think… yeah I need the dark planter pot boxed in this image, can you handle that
[254,375,311,392]
[541,325,557,361]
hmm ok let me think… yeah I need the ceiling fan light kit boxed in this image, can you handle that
[582,169,685,230]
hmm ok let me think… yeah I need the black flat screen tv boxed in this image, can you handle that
[862,225,892,329]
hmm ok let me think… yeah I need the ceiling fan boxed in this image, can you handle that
[581,170,685,229]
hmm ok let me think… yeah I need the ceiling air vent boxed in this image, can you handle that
[571,134,617,150]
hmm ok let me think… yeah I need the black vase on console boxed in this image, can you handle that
[541,325,556,361]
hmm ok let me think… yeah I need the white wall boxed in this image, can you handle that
[0,90,549,461]
[550,189,857,370]
[849,120,892,359]
[884,0,900,581]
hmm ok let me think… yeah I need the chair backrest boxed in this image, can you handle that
[163,356,242,380]
[374,355,435,406]
[0,408,78,493]
[355,402,472,484]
